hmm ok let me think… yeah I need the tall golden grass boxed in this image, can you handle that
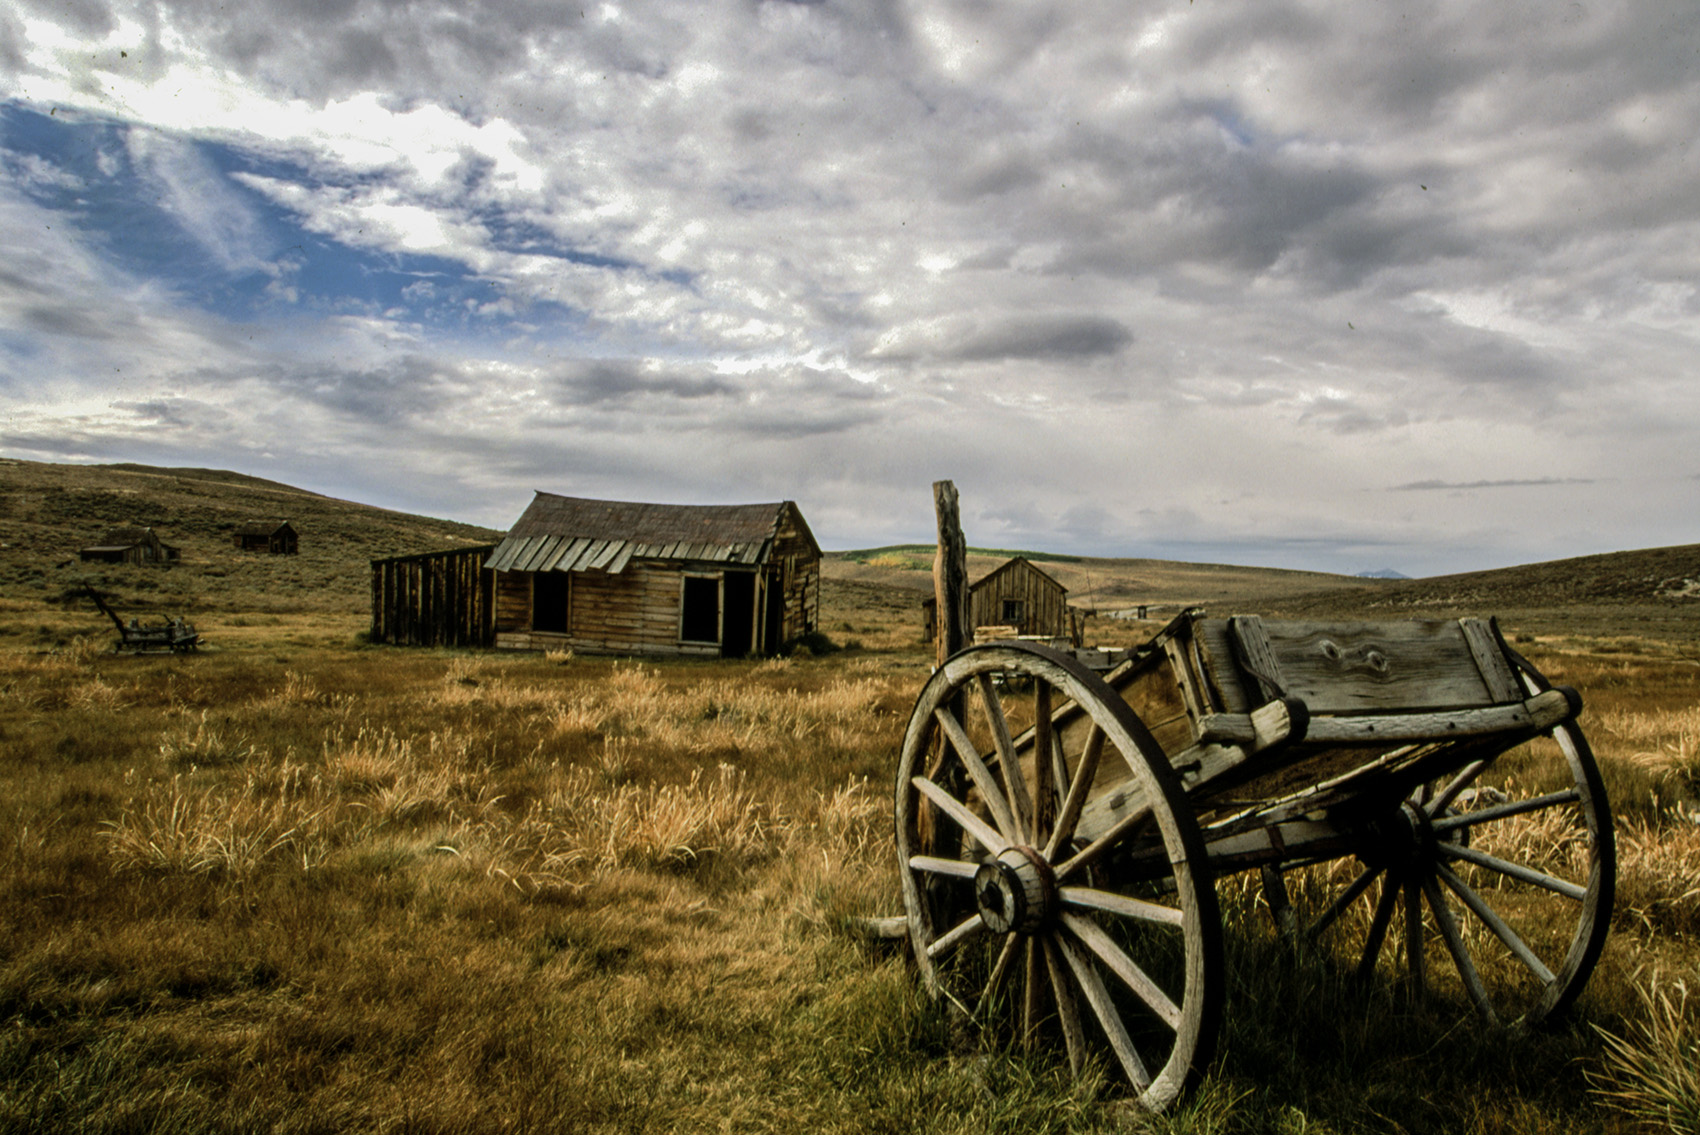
[1,631,1697,1133]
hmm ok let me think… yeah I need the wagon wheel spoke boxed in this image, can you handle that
[977,933,1022,1019]
[911,775,1010,856]
[1056,930,1153,1090]
[1308,862,1382,939]
[1055,803,1156,881]
[1431,789,1582,835]
[1421,872,1494,1020]
[975,674,1034,844]
[1436,862,1557,985]
[1357,869,1402,983]
[932,706,1020,841]
[1403,873,1425,996]
[1427,757,1492,818]
[1045,724,1104,861]
[1049,729,1073,810]
[1439,844,1587,901]
[1042,935,1087,1073]
[927,913,988,960]
[1062,912,1183,1030]
[1060,886,1186,927]
[1022,939,1047,1043]
[907,854,979,879]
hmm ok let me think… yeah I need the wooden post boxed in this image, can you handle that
[933,480,971,666]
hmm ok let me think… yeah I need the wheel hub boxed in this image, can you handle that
[973,846,1056,934]
[1361,798,1465,870]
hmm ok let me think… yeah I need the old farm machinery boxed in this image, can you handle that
[85,585,201,653]
[895,612,1613,1110]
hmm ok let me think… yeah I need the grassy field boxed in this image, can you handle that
[3,460,1700,1132]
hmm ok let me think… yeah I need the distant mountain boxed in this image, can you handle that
[1356,568,1411,580]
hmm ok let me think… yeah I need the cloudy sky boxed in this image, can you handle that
[2,1,1697,576]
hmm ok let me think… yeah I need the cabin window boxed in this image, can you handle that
[533,572,570,633]
[679,575,720,643]
[1001,599,1025,624]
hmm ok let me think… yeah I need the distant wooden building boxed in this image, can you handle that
[79,526,179,565]
[484,493,820,657]
[235,521,298,555]
[925,556,1070,640]
[370,545,498,648]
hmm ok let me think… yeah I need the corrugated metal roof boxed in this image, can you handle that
[484,493,796,574]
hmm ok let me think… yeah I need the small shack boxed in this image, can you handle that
[485,492,820,657]
[235,521,298,555]
[79,526,180,565]
[925,556,1069,640]
[370,544,498,648]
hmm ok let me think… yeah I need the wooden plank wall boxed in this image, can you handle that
[772,506,821,643]
[369,545,498,647]
[494,565,720,656]
[970,559,1068,637]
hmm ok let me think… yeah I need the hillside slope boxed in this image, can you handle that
[6,458,1696,649]
[0,458,498,623]
[1257,543,1700,645]
[825,548,1381,611]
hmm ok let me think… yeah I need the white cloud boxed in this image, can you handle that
[1,0,1698,573]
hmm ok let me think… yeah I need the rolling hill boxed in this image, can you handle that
[0,458,498,625]
[4,457,1696,647]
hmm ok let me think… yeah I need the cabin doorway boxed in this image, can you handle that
[722,571,755,657]
[533,573,570,633]
[680,576,719,643]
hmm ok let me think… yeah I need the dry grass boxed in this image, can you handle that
[2,613,1698,1132]
[1590,970,1700,1134]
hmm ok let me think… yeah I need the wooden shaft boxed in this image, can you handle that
[932,480,970,666]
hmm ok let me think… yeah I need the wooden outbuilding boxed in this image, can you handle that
[484,492,820,657]
[925,556,1069,640]
[235,521,298,555]
[370,545,498,648]
[79,526,179,565]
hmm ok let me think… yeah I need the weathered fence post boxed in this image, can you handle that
[933,480,971,665]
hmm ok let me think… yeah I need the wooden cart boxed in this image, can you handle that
[85,585,201,654]
[895,612,1613,1111]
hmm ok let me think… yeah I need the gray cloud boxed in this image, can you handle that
[290,355,462,423]
[1391,478,1597,492]
[873,314,1133,363]
[953,316,1133,362]
[549,360,740,407]
[3,0,1699,574]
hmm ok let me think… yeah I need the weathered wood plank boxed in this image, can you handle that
[1228,615,1286,701]
[1460,618,1522,703]
[1248,620,1502,712]
[1300,687,1573,744]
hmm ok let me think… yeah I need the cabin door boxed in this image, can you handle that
[721,571,755,657]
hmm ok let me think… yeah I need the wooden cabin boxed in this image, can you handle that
[79,526,180,565]
[485,493,820,657]
[925,556,1070,640]
[235,521,298,555]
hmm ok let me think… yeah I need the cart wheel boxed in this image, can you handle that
[1305,658,1614,1025]
[895,642,1221,1111]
